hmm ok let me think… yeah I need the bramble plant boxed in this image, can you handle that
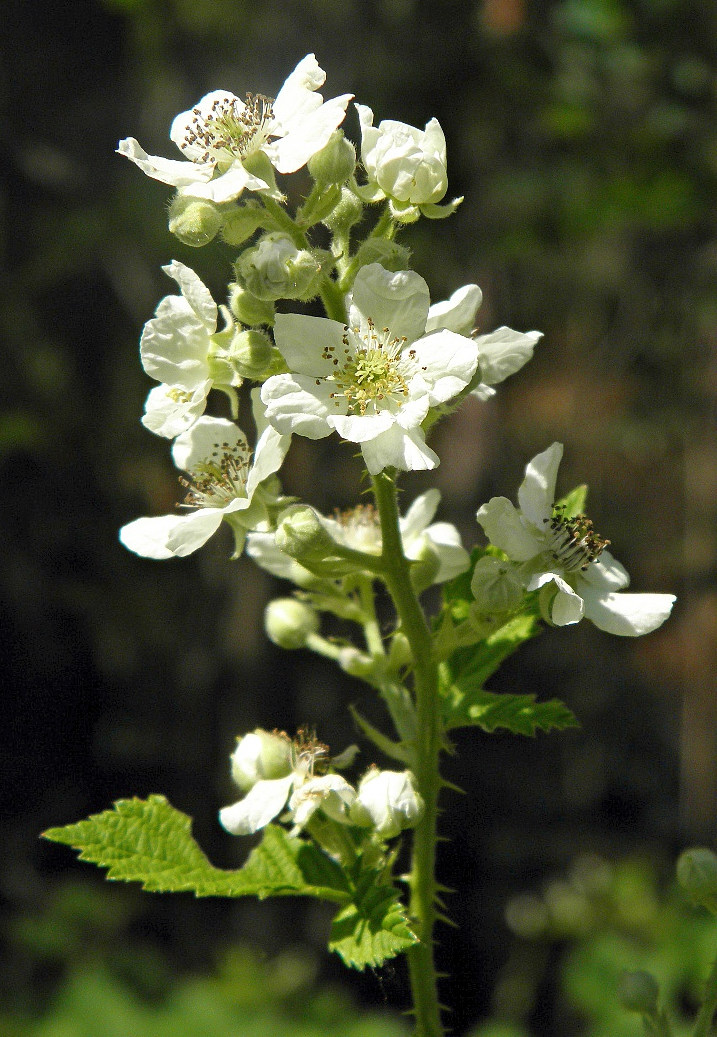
[44,54,683,1036]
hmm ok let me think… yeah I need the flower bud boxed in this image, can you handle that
[322,187,364,233]
[353,238,412,274]
[617,970,660,1015]
[265,597,320,650]
[338,647,383,680]
[276,505,336,562]
[230,729,292,792]
[470,556,524,613]
[235,233,325,302]
[308,130,357,185]
[357,105,448,206]
[228,284,275,327]
[677,847,717,913]
[350,768,424,838]
[168,195,222,247]
[226,328,273,380]
[221,203,269,246]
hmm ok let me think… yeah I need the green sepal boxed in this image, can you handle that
[43,796,349,902]
[328,868,418,970]
[555,482,589,518]
[419,196,464,219]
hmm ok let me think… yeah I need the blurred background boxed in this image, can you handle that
[3,0,717,1033]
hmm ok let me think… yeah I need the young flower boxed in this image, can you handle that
[119,392,290,560]
[118,55,352,203]
[261,263,480,474]
[355,104,448,207]
[247,489,469,586]
[139,261,240,438]
[219,730,356,836]
[424,284,542,400]
[349,768,424,838]
[474,442,676,635]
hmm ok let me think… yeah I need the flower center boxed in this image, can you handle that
[179,440,251,508]
[334,503,382,552]
[181,92,275,165]
[328,319,417,415]
[291,729,329,780]
[543,505,610,572]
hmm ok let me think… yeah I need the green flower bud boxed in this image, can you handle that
[617,970,660,1015]
[353,238,412,274]
[230,729,292,792]
[308,130,357,185]
[228,284,275,327]
[322,186,364,233]
[235,232,326,302]
[221,203,269,246]
[677,847,717,913]
[338,647,383,680]
[276,505,335,562]
[471,556,524,613]
[168,195,222,247]
[265,598,320,650]
[226,328,273,380]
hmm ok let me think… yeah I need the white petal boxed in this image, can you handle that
[475,327,542,386]
[169,90,242,159]
[329,410,394,442]
[172,416,247,471]
[411,329,478,405]
[349,264,430,344]
[289,774,356,830]
[581,550,630,591]
[162,261,217,331]
[219,775,294,835]
[273,313,347,377]
[269,94,353,173]
[400,488,440,538]
[272,54,326,126]
[517,443,563,527]
[117,137,214,188]
[361,425,439,475]
[261,374,339,438]
[247,424,291,498]
[119,509,224,559]
[141,382,210,439]
[181,162,267,203]
[580,587,676,636]
[476,497,543,561]
[140,296,212,390]
[425,284,483,335]
[530,572,584,625]
[421,522,470,581]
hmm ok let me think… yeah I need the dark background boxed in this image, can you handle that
[3,0,716,1033]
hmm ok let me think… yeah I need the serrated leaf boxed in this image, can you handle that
[443,687,579,735]
[43,795,350,902]
[329,871,418,969]
[441,613,542,698]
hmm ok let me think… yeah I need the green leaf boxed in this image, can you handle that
[442,686,579,735]
[329,870,418,969]
[441,613,542,696]
[555,483,588,518]
[43,795,350,902]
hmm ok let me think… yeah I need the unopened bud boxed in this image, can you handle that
[308,130,357,185]
[353,238,412,274]
[617,970,660,1015]
[350,768,424,838]
[226,328,273,379]
[221,203,269,246]
[276,505,335,562]
[470,556,524,613]
[228,284,275,327]
[677,847,717,913]
[236,233,325,301]
[168,195,222,247]
[230,729,292,791]
[265,597,320,650]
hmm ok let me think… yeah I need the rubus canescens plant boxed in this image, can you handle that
[44,54,676,1037]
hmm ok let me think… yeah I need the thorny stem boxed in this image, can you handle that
[372,470,444,1037]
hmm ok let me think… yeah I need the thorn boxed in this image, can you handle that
[435,911,459,929]
[440,778,465,795]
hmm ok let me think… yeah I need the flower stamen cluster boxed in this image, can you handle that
[179,440,251,509]
[544,505,610,573]
[182,92,275,165]
[330,320,418,415]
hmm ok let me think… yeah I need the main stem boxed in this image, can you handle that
[693,952,717,1037]
[372,471,445,1037]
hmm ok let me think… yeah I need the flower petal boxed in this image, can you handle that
[140,297,212,390]
[141,382,210,439]
[411,329,478,405]
[529,571,584,626]
[517,443,563,527]
[349,264,430,345]
[117,137,214,188]
[475,327,541,386]
[476,496,543,561]
[580,550,630,591]
[219,775,294,835]
[162,261,217,331]
[400,489,440,538]
[261,374,339,438]
[273,313,347,377]
[329,410,394,442]
[269,94,353,173]
[119,509,224,559]
[425,284,482,335]
[272,54,326,126]
[581,587,676,636]
[420,522,470,581]
[182,162,267,203]
[360,425,439,475]
[171,416,247,471]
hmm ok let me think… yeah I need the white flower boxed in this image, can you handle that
[119,392,289,560]
[355,104,447,206]
[261,263,479,474]
[138,261,239,438]
[474,443,676,635]
[118,55,352,203]
[247,489,469,585]
[230,730,293,792]
[349,768,424,838]
[425,284,542,400]
[219,732,355,836]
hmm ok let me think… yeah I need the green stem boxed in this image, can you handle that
[357,574,386,657]
[372,470,444,1037]
[693,953,717,1037]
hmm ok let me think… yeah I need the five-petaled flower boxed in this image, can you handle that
[118,54,352,203]
[473,442,676,635]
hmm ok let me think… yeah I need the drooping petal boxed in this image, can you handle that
[289,774,356,830]
[580,586,676,636]
[162,261,217,331]
[171,416,247,471]
[474,327,542,387]
[219,774,294,835]
[410,329,478,405]
[425,284,482,335]
[261,374,339,438]
[517,442,563,527]
[273,313,347,377]
[349,264,430,345]
[529,571,584,626]
[400,489,440,538]
[119,509,224,559]
[476,496,543,561]
[117,137,214,188]
[246,530,317,587]
[141,382,210,439]
[360,425,439,475]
